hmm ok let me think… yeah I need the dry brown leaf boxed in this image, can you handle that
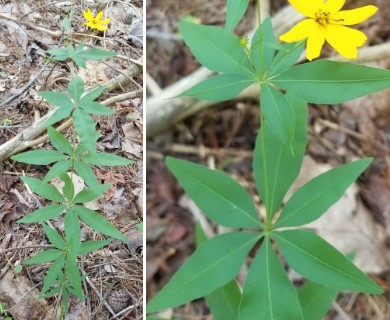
[96,169,125,201]
[0,174,19,192]
[0,270,55,320]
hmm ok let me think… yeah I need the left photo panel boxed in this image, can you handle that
[0,0,143,318]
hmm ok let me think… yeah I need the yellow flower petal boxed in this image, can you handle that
[86,8,94,21]
[325,24,367,58]
[324,0,345,13]
[332,5,378,25]
[96,25,108,31]
[100,18,111,24]
[96,11,104,20]
[306,25,326,61]
[288,0,324,18]
[280,19,317,42]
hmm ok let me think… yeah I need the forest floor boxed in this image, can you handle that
[146,0,390,319]
[0,0,143,319]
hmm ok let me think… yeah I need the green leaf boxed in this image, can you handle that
[48,126,73,155]
[275,158,372,228]
[225,0,250,33]
[78,240,112,255]
[18,204,66,223]
[72,108,96,153]
[180,73,255,102]
[47,47,69,61]
[147,232,260,313]
[61,288,70,316]
[239,238,303,320]
[251,17,275,76]
[74,160,99,188]
[298,281,338,320]
[74,205,128,242]
[39,255,65,298]
[269,41,305,77]
[80,86,106,103]
[73,56,87,68]
[79,101,114,115]
[21,176,65,203]
[254,94,307,219]
[45,105,73,127]
[65,255,84,299]
[166,157,262,229]
[273,230,383,294]
[24,249,63,265]
[68,77,84,102]
[59,172,74,201]
[81,152,134,166]
[40,285,62,298]
[261,84,295,145]
[62,9,74,31]
[11,150,67,165]
[42,222,65,250]
[64,209,80,262]
[39,91,73,109]
[77,48,117,60]
[44,160,71,182]
[272,61,390,104]
[195,223,241,320]
[178,21,253,76]
[73,184,110,203]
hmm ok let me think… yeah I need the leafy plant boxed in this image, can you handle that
[147,0,385,319]
[10,9,134,318]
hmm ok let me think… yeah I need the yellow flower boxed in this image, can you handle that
[83,8,110,31]
[279,0,377,61]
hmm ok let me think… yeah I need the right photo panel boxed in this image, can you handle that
[146,0,390,319]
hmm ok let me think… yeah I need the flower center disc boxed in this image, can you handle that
[315,10,330,26]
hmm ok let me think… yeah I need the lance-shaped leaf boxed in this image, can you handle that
[251,17,275,76]
[77,48,116,60]
[45,105,73,127]
[147,232,260,313]
[21,176,65,203]
[80,85,106,103]
[79,101,114,115]
[72,108,96,153]
[64,209,80,262]
[298,281,338,320]
[272,61,390,104]
[65,255,84,299]
[74,205,128,242]
[39,255,65,298]
[48,126,73,155]
[24,249,64,265]
[68,77,84,102]
[261,84,295,145]
[178,21,253,76]
[18,204,66,223]
[254,94,307,220]
[225,0,250,33]
[42,222,65,250]
[39,91,74,109]
[81,152,133,166]
[195,223,242,320]
[78,240,112,255]
[180,73,255,102]
[275,158,372,228]
[11,150,67,165]
[269,41,305,77]
[273,230,383,294]
[44,159,72,182]
[239,238,303,320]
[74,159,99,188]
[166,157,262,229]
